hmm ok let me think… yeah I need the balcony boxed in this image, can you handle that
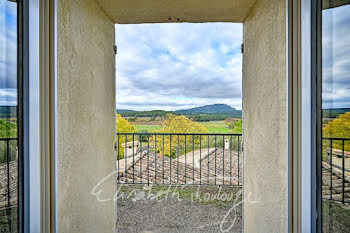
[114,133,350,232]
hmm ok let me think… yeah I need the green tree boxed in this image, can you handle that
[0,119,17,138]
[323,112,350,151]
[232,120,242,134]
[0,120,17,163]
[116,114,136,159]
[117,114,136,133]
[128,117,137,122]
[150,114,208,157]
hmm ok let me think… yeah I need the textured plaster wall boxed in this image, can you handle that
[57,0,116,232]
[242,0,287,232]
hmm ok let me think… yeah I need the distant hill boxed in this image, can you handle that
[175,104,239,115]
[117,109,135,113]
[117,104,242,120]
[323,108,350,118]
[117,110,169,118]
[0,106,17,119]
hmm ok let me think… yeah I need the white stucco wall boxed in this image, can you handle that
[57,0,116,232]
[243,0,287,232]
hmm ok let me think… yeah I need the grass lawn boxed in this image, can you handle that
[135,125,161,132]
[134,121,233,134]
[202,122,232,134]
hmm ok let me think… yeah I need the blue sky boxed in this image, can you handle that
[322,5,350,109]
[0,2,349,110]
[0,0,17,106]
[115,23,243,111]
[115,6,350,111]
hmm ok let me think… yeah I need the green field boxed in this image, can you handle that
[201,122,232,133]
[135,125,161,132]
[134,121,232,134]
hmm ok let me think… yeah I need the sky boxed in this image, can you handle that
[0,2,349,110]
[0,0,17,106]
[322,5,350,109]
[115,6,350,111]
[115,23,243,111]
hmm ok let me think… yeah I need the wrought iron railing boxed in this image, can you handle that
[116,133,242,186]
[116,133,350,201]
[322,137,350,204]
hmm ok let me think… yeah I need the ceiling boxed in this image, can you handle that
[95,0,257,24]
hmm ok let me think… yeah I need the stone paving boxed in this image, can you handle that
[116,185,242,233]
[322,161,350,203]
[0,161,17,208]
[117,149,242,186]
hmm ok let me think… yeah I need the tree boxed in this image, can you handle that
[0,119,17,138]
[232,120,242,134]
[150,114,208,157]
[117,114,136,133]
[128,117,137,122]
[0,120,17,163]
[116,114,136,159]
[323,112,350,151]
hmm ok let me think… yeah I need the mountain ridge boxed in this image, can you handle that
[117,104,239,114]
[117,104,242,119]
[175,104,238,115]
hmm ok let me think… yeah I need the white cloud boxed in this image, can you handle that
[115,23,242,111]
[322,5,350,109]
[0,88,17,106]
[0,1,17,90]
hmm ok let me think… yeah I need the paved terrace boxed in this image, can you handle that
[322,161,350,203]
[117,148,242,186]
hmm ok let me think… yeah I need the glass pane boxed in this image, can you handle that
[321,2,350,232]
[0,0,18,232]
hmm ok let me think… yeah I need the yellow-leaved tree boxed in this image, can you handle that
[116,114,136,159]
[323,112,350,151]
[150,114,208,157]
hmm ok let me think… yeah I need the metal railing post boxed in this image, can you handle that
[147,135,150,185]
[162,135,165,184]
[177,135,179,184]
[342,140,345,204]
[223,135,225,185]
[330,140,333,200]
[132,135,135,184]
[155,135,157,184]
[215,135,217,185]
[230,135,232,185]
[238,135,240,186]
[199,135,202,185]
[125,135,128,183]
[140,137,143,182]
[6,139,10,207]
[185,135,187,184]
[193,135,195,184]
[170,135,172,184]
[117,135,120,184]
[207,135,210,185]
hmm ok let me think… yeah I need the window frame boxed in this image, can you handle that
[288,0,321,232]
[23,0,57,232]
